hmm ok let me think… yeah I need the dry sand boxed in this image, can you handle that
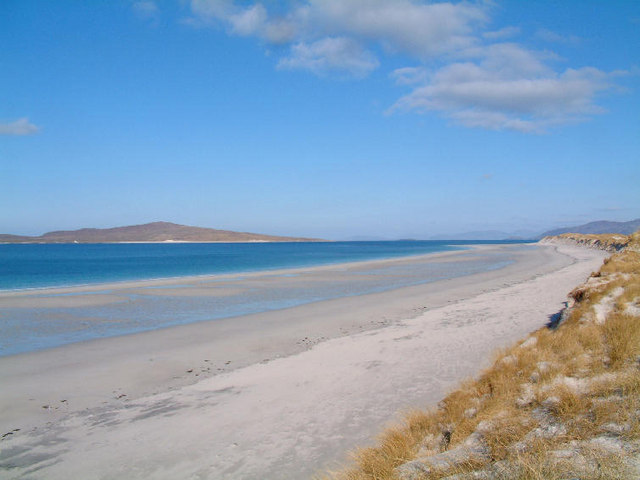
[0,244,607,479]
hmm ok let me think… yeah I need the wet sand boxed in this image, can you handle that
[0,244,607,479]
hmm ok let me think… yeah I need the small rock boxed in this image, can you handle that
[601,422,630,435]
[474,420,494,434]
[395,427,491,479]
[542,396,560,410]
[416,433,442,457]
[588,435,626,453]
[464,407,477,419]
[439,460,513,479]
[515,383,535,408]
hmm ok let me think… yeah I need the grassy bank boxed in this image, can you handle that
[322,233,640,480]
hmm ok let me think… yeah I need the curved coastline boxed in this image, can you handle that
[0,242,607,479]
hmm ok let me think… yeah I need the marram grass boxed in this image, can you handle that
[320,232,640,480]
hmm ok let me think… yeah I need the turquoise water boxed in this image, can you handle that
[0,241,528,291]
[0,241,532,356]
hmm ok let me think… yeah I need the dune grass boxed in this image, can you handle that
[321,232,640,480]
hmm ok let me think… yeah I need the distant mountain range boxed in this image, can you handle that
[428,219,640,241]
[538,218,640,238]
[0,222,324,244]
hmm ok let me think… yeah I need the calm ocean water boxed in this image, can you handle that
[0,241,526,291]
[0,241,533,355]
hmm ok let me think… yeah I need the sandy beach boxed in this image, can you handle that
[0,243,607,479]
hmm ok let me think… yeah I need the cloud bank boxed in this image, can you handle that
[187,0,627,133]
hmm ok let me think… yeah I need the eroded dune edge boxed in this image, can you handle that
[323,233,640,480]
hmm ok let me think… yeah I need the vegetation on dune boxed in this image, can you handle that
[321,232,640,480]
[541,233,631,252]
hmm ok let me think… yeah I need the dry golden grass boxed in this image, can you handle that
[320,232,640,480]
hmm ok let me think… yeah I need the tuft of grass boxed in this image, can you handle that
[320,232,640,480]
[602,313,640,368]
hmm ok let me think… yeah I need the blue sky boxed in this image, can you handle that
[1,0,639,239]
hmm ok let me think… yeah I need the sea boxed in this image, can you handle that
[0,241,533,355]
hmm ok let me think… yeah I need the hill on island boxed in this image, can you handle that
[539,218,640,238]
[0,222,325,244]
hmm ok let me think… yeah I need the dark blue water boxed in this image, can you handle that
[0,241,528,291]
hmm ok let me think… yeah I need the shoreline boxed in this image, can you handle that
[0,245,471,296]
[0,245,514,357]
[0,243,607,479]
[0,240,535,294]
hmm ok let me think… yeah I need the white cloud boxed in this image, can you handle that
[186,1,628,132]
[189,1,297,42]
[305,0,487,58]
[278,37,379,77]
[189,0,487,74]
[0,118,40,136]
[459,43,554,78]
[391,59,617,132]
[228,4,267,36]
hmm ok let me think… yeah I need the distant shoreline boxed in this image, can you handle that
[0,239,324,244]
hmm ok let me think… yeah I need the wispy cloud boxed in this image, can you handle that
[185,1,628,133]
[0,118,40,136]
[390,67,429,86]
[278,37,379,77]
[535,28,582,46]
[132,1,159,20]
[482,26,520,40]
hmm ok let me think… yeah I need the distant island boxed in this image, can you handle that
[0,222,325,244]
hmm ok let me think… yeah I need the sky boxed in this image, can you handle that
[1,0,639,240]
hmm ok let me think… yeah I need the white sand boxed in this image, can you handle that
[0,244,607,479]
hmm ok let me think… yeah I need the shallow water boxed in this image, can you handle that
[0,245,530,356]
[0,240,527,291]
